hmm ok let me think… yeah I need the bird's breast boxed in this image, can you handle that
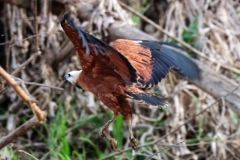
[77,71,126,96]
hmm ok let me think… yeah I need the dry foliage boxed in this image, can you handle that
[0,0,239,159]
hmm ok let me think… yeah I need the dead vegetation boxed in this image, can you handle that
[0,0,240,159]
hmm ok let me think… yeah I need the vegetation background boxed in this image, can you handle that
[0,0,240,159]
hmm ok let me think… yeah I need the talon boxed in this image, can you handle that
[99,129,104,138]
[99,126,119,151]
[99,126,110,139]
[109,138,118,151]
[130,137,138,150]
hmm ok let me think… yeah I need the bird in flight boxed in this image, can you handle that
[61,13,201,151]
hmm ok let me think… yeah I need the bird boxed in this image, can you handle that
[61,13,201,151]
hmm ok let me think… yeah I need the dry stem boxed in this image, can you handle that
[0,67,46,122]
[0,117,42,150]
[18,150,39,160]
[11,51,41,76]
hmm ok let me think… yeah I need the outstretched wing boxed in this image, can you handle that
[61,14,137,85]
[113,39,201,89]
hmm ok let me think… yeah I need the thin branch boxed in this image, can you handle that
[13,77,64,91]
[0,67,46,122]
[0,87,7,95]
[10,34,41,47]
[23,81,64,91]
[3,32,61,76]
[0,117,42,149]
[9,32,60,76]
[0,34,37,47]
[6,38,14,73]
[4,32,61,76]
[119,1,240,75]
[146,141,185,160]
[0,41,10,46]
[40,145,57,160]
[0,32,61,47]
[33,0,39,51]
[11,51,41,76]
[18,149,39,160]
[100,85,240,160]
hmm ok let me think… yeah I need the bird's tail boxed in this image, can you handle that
[123,87,166,106]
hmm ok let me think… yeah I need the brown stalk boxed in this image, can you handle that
[0,117,42,150]
[0,67,46,150]
[0,67,46,122]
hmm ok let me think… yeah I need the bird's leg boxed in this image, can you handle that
[121,101,138,150]
[98,93,122,151]
[99,112,117,138]
[123,111,138,150]
[99,112,119,151]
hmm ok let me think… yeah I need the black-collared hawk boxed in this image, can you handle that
[61,13,201,151]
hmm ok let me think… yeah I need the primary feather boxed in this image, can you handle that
[113,39,201,89]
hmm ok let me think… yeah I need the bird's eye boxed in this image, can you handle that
[68,74,71,76]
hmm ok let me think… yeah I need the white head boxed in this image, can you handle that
[63,70,82,86]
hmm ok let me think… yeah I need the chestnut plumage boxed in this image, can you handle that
[61,13,201,150]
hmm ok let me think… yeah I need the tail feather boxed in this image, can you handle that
[124,90,165,106]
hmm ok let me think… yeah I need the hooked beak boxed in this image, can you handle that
[62,74,69,81]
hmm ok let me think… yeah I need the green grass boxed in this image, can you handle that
[70,111,103,131]
[132,0,153,24]
[237,67,240,81]
[41,105,72,160]
[0,146,18,160]
[34,102,107,159]
[113,114,124,148]
[154,118,166,126]
[180,18,199,57]
[193,96,204,139]
[229,109,239,124]
[182,19,198,44]
[78,137,104,159]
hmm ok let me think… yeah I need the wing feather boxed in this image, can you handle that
[113,39,201,89]
[122,86,166,106]
[61,14,137,85]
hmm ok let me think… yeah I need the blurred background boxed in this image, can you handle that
[0,0,240,159]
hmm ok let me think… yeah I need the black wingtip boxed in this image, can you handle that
[155,45,201,81]
[61,13,80,34]
[61,13,91,55]
[61,13,71,27]
[166,48,202,80]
